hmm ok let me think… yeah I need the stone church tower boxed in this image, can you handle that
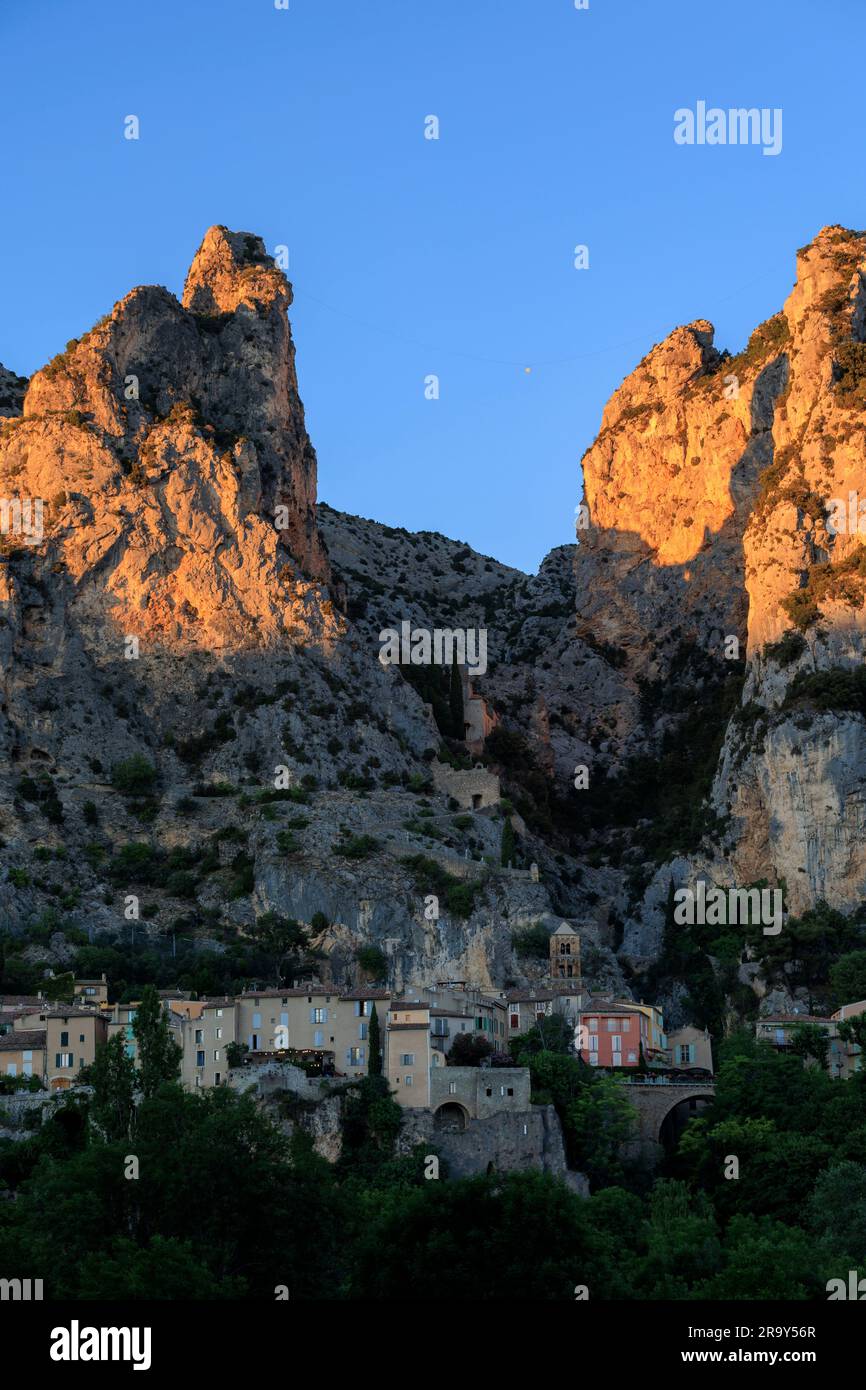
[549,923,581,983]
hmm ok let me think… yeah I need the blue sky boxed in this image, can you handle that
[2,0,864,572]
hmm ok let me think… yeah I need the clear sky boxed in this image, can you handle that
[2,0,864,572]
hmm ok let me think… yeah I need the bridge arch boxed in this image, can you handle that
[622,1083,716,1159]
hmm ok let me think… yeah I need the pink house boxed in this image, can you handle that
[578,1003,648,1068]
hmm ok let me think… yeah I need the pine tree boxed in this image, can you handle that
[501,817,516,868]
[449,657,465,740]
[368,1003,383,1077]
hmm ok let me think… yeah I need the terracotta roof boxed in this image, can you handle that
[389,1022,429,1031]
[44,1009,107,1021]
[0,996,44,1008]
[505,989,554,1003]
[0,1029,46,1050]
[581,1002,645,1016]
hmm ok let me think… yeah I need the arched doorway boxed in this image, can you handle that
[434,1102,469,1133]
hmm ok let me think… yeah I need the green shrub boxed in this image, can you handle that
[111,755,158,796]
[511,923,551,959]
[763,630,807,667]
[334,834,380,860]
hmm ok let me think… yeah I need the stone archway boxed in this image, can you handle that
[622,1082,716,1164]
[658,1091,712,1150]
[434,1101,470,1133]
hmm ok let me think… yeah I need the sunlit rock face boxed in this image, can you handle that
[2,225,332,656]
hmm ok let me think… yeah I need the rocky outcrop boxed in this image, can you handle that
[1,226,331,658]
[0,364,27,418]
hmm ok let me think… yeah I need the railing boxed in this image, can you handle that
[622,1077,714,1087]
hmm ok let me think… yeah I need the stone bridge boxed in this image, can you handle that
[622,1080,716,1164]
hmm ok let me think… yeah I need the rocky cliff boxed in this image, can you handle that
[1,224,865,1029]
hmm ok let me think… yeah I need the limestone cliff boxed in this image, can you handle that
[2,223,865,1028]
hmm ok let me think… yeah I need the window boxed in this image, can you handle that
[79,1034,85,1042]
[449,1081,457,1094]
[214,1072,221,1085]
[628,1051,637,1063]
[60,1031,68,1047]
[349,1047,365,1066]
[612,1036,621,1053]
[678,1043,695,1063]
[250,1034,259,1050]
[84,986,96,996]
[195,1029,203,1045]
[621,1018,631,1032]
[252,1012,262,1029]
[213,1050,220,1062]
[56,1053,73,1068]
[612,1054,621,1066]
[216,1009,223,1018]
[589,1054,598,1066]
[607,1019,618,1031]
[196,1050,205,1068]
[589,1037,598,1053]
[507,1087,514,1097]
[311,1008,327,1024]
[588,1018,598,1032]
[5,1063,16,1077]
[359,1022,369,1041]
[215,1027,222,1040]
[404,1075,413,1086]
[313,1030,324,1047]
[401,1053,414,1065]
[510,1014,519,1029]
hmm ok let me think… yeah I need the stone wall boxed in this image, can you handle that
[431,763,500,810]
[399,1102,588,1193]
[430,1065,531,1118]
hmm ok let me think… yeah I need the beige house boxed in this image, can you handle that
[44,1010,108,1090]
[667,1025,713,1073]
[401,981,507,1057]
[73,975,109,1006]
[0,1029,46,1080]
[387,1002,432,1107]
[179,999,237,1090]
